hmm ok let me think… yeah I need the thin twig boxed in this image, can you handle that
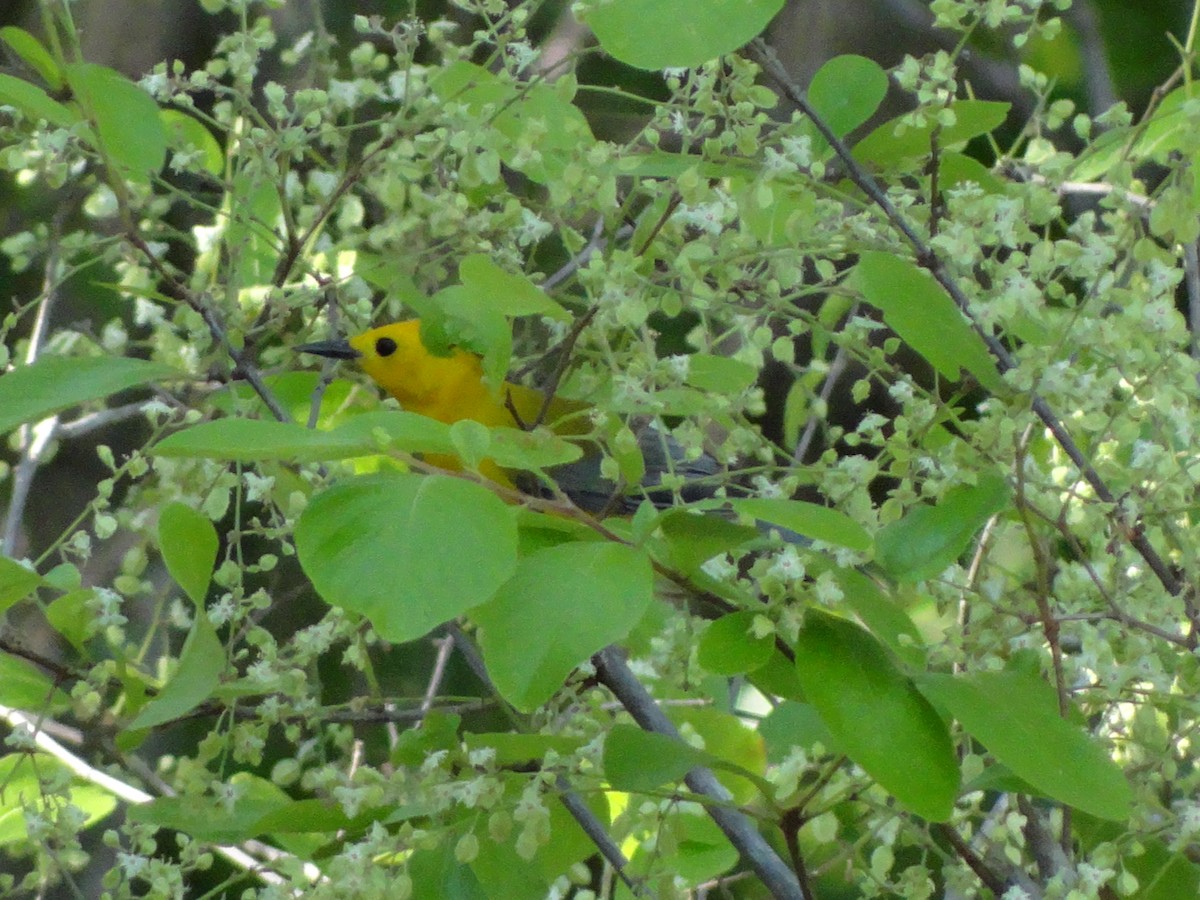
[593,647,806,900]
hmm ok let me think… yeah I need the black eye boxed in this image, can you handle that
[376,337,397,357]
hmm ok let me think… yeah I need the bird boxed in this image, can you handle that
[297,320,720,513]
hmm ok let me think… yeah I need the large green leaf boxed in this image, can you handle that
[729,498,870,551]
[604,724,711,792]
[297,474,518,643]
[0,356,174,436]
[0,72,73,126]
[916,670,1133,821]
[808,55,888,139]
[697,610,773,675]
[127,614,224,731]
[158,502,217,607]
[152,411,455,463]
[0,28,62,90]
[458,255,568,320]
[128,772,291,844]
[584,0,785,70]
[657,509,760,574]
[853,99,1010,166]
[853,252,1003,392]
[471,542,653,711]
[875,472,1010,582]
[795,611,958,821]
[0,654,62,709]
[65,63,167,179]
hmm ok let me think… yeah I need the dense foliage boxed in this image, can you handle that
[1,0,1199,897]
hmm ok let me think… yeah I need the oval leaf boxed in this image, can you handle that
[459,255,568,319]
[698,610,773,676]
[604,724,710,792]
[916,670,1133,821]
[853,252,1003,392]
[808,55,888,139]
[0,557,43,616]
[127,614,224,731]
[471,542,653,711]
[0,28,63,90]
[730,498,871,551]
[0,72,74,126]
[152,412,454,463]
[65,63,167,179]
[296,473,518,643]
[795,611,958,821]
[0,355,174,436]
[853,99,1010,166]
[158,502,218,606]
[585,0,785,70]
[876,472,1010,582]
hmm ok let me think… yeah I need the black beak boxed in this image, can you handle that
[296,338,361,360]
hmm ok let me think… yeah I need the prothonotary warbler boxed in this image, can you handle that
[298,320,719,511]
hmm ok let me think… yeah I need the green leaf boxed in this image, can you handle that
[758,702,836,762]
[160,109,224,176]
[795,611,958,821]
[462,733,587,767]
[661,812,739,884]
[45,589,93,650]
[0,754,117,847]
[297,474,518,644]
[152,412,455,463]
[488,427,583,470]
[916,670,1133,821]
[128,773,289,844]
[450,419,492,472]
[604,724,710,792]
[684,353,758,393]
[697,610,773,675]
[853,99,1010,167]
[426,284,514,387]
[584,0,785,70]
[411,843,491,900]
[158,502,218,606]
[671,706,768,803]
[826,565,926,668]
[0,355,174,436]
[729,498,871,551]
[808,55,888,139]
[459,255,568,320]
[0,28,63,90]
[852,252,1003,392]
[64,63,167,179]
[471,542,653,711]
[657,509,759,574]
[0,654,59,709]
[0,557,43,615]
[0,72,74,126]
[875,472,1010,582]
[127,614,224,731]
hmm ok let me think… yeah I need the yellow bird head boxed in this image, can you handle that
[297,320,503,425]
